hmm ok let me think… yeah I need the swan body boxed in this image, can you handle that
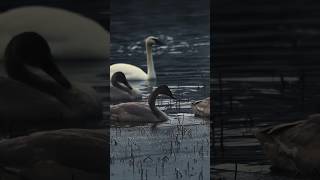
[0,32,102,136]
[111,85,175,123]
[110,71,141,103]
[0,129,107,179]
[110,36,163,80]
[192,97,210,118]
[110,63,149,80]
[255,114,320,175]
[110,86,140,103]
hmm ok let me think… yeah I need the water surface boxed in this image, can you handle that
[110,0,210,179]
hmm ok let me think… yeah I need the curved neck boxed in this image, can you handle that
[111,79,131,94]
[5,61,70,105]
[146,42,156,79]
[148,88,162,117]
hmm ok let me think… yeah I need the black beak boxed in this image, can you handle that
[154,39,165,45]
[169,94,176,99]
[123,80,133,90]
[42,60,72,89]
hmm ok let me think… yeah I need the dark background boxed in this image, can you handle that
[0,0,110,177]
[0,0,109,30]
[212,0,320,177]
[213,0,320,74]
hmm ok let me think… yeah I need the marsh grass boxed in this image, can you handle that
[110,82,209,179]
[212,70,320,179]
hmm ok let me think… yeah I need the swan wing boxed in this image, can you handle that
[110,86,135,103]
[66,84,103,123]
[110,63,147,80]
[191,97,210,118]
[0,129,107,175]
[111,102,159,122]
[0,78,70,134]
[255,117,320,174]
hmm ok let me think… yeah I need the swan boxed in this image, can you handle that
[111,85,175,123]
[255,114,320,175]
[0,32,102,136]
[191,97,210,118]
[0,128,107,179]
[110,36,164,80]
[110,71,141,103]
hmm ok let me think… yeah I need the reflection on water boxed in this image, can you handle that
[110,0,209,179]
[212,73,318,179]
[216,77,299,83]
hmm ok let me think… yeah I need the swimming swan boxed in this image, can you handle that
[111,85,175,123]
[0,129,107,179]
[0,32,102,136]
[110,71,141,103]
[191,97,210,118]
[110,36,164,80]
[255,114,320,175]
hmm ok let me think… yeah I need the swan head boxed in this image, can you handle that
[111,71,132,90]
[4,32,71,89]
[145,36,164,46]
[156,85,175,99]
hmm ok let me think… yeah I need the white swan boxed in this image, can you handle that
[191,97,210,118]
[255,114,320,175]
[110,71,141,103]
[111,85,175,123]
[110,36,163,80]
[0,129,107,179]
[0,32,102,136]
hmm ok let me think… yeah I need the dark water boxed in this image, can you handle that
[110,0,210,179]
[0,1,209,179]
[212,73,320,179]
[111,0,209,85]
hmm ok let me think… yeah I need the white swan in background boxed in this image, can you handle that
[191,97,210,118]
[110,71,141,103]
[255,114,320,175]
[111,85,175,123]
[110,36,164,80]
[0,32,102,136]
[0,129,107,179]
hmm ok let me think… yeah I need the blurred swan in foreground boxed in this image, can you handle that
[255,114,320,175]
[110,72,141,103]
[0,32,102,136]
[0,129,107,180]
[192,97,210,118]
[110,36,163,80]
[111,85,175,123]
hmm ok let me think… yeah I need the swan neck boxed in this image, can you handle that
[5,61,69,104]
[146,43,156,79]
[148,89,161,117]
[112,80,131,94]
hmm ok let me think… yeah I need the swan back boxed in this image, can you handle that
[110,63,147,80]
[191,97,210,118]
[255,114,320,175]
[0,129,107,176]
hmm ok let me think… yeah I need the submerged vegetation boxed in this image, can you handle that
[110,83,210,179]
